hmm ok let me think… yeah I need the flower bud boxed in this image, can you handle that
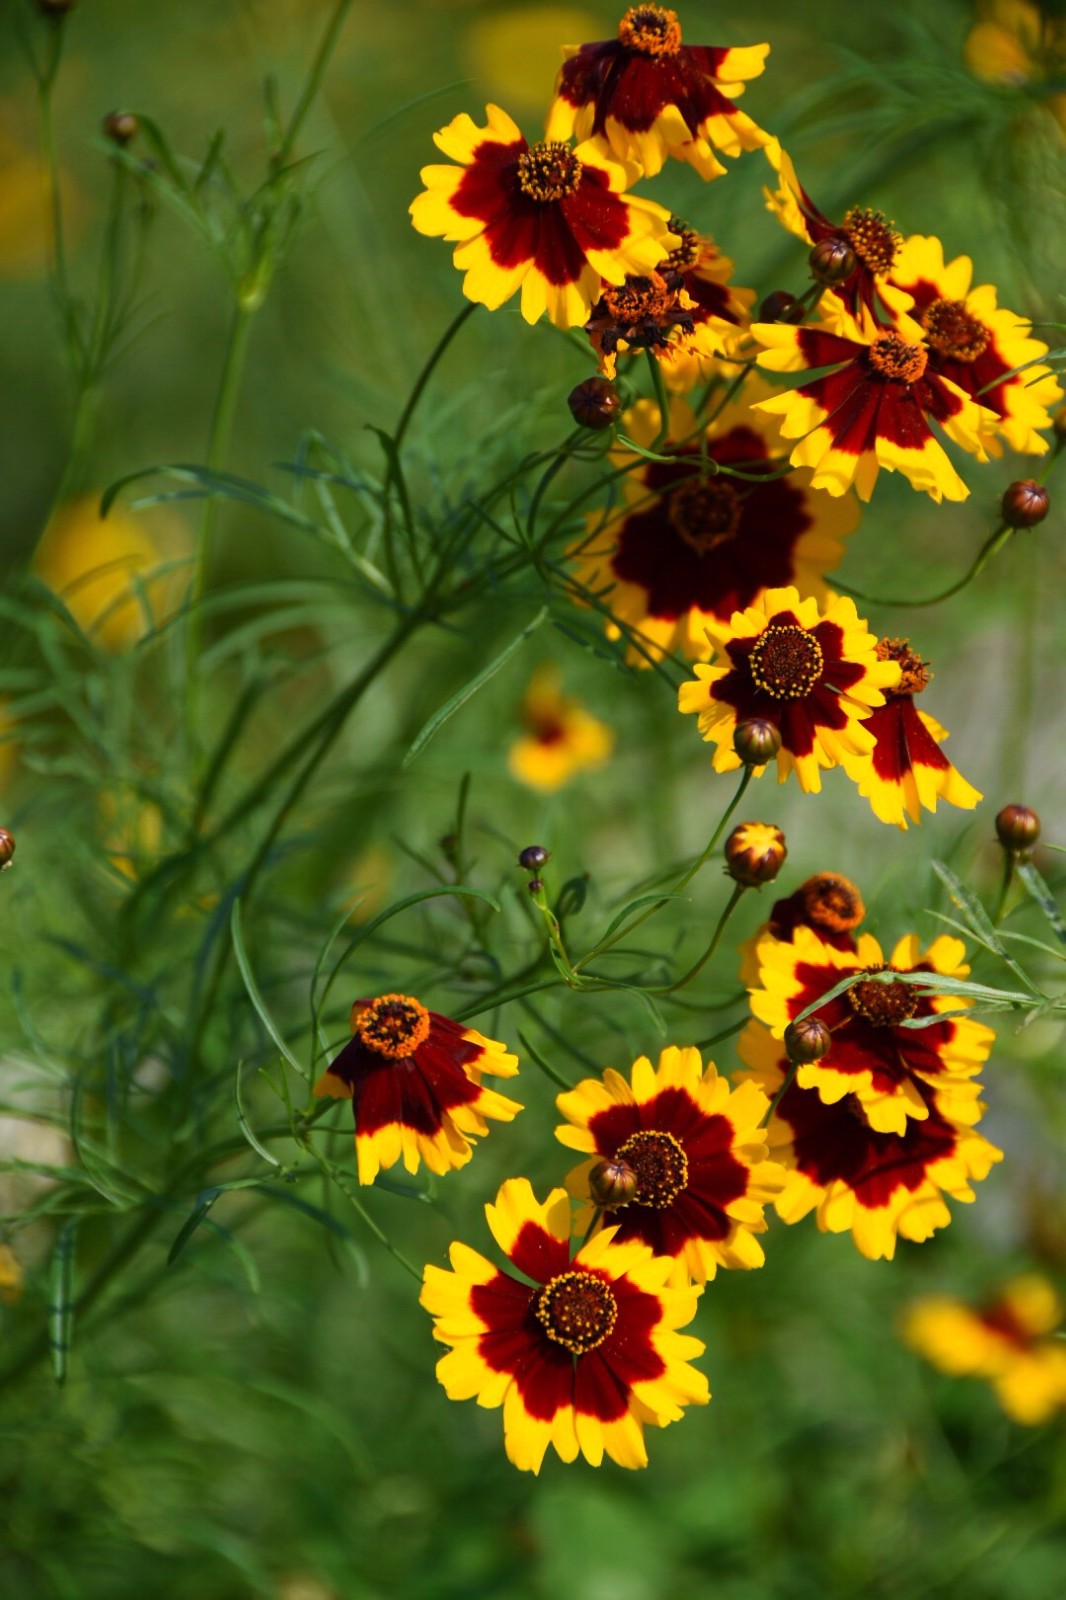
[733,717,782,767]
[527,876,545,895]
[36,0,76,14]
[724,822,787,887]
[758,290,797,323]
[568,376,621,431]
[1001,480,1049,529]
[995,803,1040,856]
[809,236,857,286]
[0,829,13,869]
[588,1157,639,1209]
[784,1017,831,1065]
[518,844,550,871]
[103,110,138,145]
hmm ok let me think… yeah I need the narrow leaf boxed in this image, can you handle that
[402,607,549,767]
[231,901,307,1078]
[168,1189,221,1265]
[49,1221,78,1387]
[931,859,1041,993]
[1017,861,1066,947]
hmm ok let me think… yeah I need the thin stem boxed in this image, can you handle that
[992,852,1015,926]
[272,0,355,170]
[193,301,257,609]
[835,523,1012,610]
[694,1015,748,1052]
[649,882,747,994]
[646,349,671,446]
[762,1060,799,1127]
[578,1207,604,1250]
[393,302,478,454]
[38,26,71,321]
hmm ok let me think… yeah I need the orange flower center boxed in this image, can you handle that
[618,4,682,55]
[841,206,900,275]
[535,1270,618,1354]
[800,872,865,933]
[748,624,824,700]
[664,216,702,273]
[847,968,919,1026]
[867,331,928,384]
[517,141,583,203]
[876,636,931,695]
[668,475,741,552]
[601,272,676,328]
[920,297,990,363]
[355,993,431,1057]
[615,1129,689,1208]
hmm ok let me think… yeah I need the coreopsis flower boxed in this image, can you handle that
[653,220,756,389]
[890,234,1063,456]
[0,1241,22,1305]
[33,495,181,650]
[840,638,982,829]
[571,397,858,665]
[584,270,700,378]
[547,6,769,181]
[421,1177,709,1471]
[508,666,613,792]
[752,305,999,502]
[737,870,865,985]
[314,994,521,1185]
[964,1,1066,133]
[737,1020,1003,1261]
[747,925,995,1135]
[409,103,676,329]
[902,1275,1066,1425]
[555,1046,786,1282]
[677,586,899,792]
[724,821,787,887]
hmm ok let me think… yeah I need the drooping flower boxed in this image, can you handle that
[902,1275,1066,1425]
[677,585,899,792]
[752,304,999,502]
[747,924,995,1135]
[421,1177,709,1471]
[547,6,770,180]
[840,638,982,829]
[889,234,1063,456]
[583,270,700,377]
[508,666,614,791]
[737,1020,1003,1261]
[409,103,676,328]
[314,994,521,1185]
[555,1046,786,1283]
[571,398,858,665]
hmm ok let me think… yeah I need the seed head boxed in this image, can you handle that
[1001,480,1049,529]
[568,376,621,431]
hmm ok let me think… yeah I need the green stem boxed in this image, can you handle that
[992,852,1016,926]
[271,0,355,170]
[647,349,671,446]
[649,883,747,994]
[193,300,257,610]
[835,524,1012,610]
[393,302,478,454]
[762,1060,799,1128]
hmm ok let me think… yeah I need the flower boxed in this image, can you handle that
[737,870,865,985]
[421,1177,709,1471]
[677,585,899,793]
[747,924,995,1135]
[737,1020,1003,1260]
[314,994,521,1185]
[409,103,675,328]
[724,821,787,887]
[902,1275,1066,1425]
[890,234,1062,456]
[752,304,999,502]
[840,638,982,829]
[0,1242,22,1305]
[33,495,183,650]
[547,6,769,180]
[583,270,700,378]
[508,666,613,791]
[570,395,858,665]
[555,1046,785,1283]
[964,1,1066,132]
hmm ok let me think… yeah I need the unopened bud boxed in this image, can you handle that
[518,844,550,871]
[36,0,76,13]
[733,718,782,767]
[0,829,13,869]
[588,1157,639,1209]
[809,236,857,286]
[568,376,621,431]
[1001,480,1049,529]
[759,290,798,323]
[103,110,138,146]
[527,876,545,895]
[784,1017,831,1065]
[995,803,1040,856]
[725,822,787,887]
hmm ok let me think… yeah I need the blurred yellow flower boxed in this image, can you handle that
[465,8,601,112]
[0,1242,23,1305]
[34,495,185,650]
[99,786,164,881]
[964,1,1066,128]
[0,701,17,791]
[508,666,613,793]
[0,122,86,278]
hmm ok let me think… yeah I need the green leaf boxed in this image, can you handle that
[930,859,1043,994]
[1017,861,1066,947]
[49,1221,78,1387]
[231,901,307,1079]
[597,892,690,947]
[167,1188,221,1266]
[234,1064,283,1169]
[517,1030,574,1092]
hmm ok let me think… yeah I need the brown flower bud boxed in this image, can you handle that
[527,877,545,895]
[0,829,13,869]
[733,718,782,767]
[758,290,798,323]
[725,822,787,887]
[809,236,857,286]
[588,1157,639,1209]
[568,376,621,431]
[784,1017,831,1064]
[518,844,550,871]
[36,0,76,13]
[103,110,139,146]
[995,804,1040,856]
[1001,480,1049,529]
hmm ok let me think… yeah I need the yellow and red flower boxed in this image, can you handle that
[555,1045,785,1283]
[409,103,675,328]
[421,1177,709,1472]
[964,1,1066,133]
[902,1275,1066,1425]
[753,305,999,502]
[508,666,614,791]
[840,638,982,829]
[547,6,769,181]
[890,234,1062,457]
[677,586,899,792]
[314,994,521,1185]
[738,870,865,985]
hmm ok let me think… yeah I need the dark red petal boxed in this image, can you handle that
[796,328,861,368]
[768,889,859,952]
[507,1219,571,1284]
[790,956,957,1093]
[866,696,951,784]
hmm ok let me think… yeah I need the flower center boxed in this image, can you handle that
[920,297,990,363]
[847,967,919,1026]
[614,1129,689,1208]
[664,216,702,274]
[517,141,582,203]
[867,332,928,384]
[618,4,682,55]
[535,1270,618,1354]
[800,872,865,933]
[601,273,676,329]
[841,207,900,275]
[748,625,824,700]
[668,476,741,552]
[355,993,431,1057]
[876,636,931,695]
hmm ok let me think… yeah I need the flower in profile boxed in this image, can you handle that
[737,1020,1003,1260]
[677,586,899,792]
[583,269,699,378]
[314,994,521,1185]
[547,6,769,180]
[555,1046,786,1282]
[964,1,1066,132]
[508,666,613,792]
[33,495,182,650]
[890,234,1062,456]
[840,638,982,829]
[752,304,999,502]
[571,396,858,665]
[738,870,865,985]
[902,1275,1066,1425]
[421,1177,709,1471]
[748,925,995,1135]
[409,103,676,328]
